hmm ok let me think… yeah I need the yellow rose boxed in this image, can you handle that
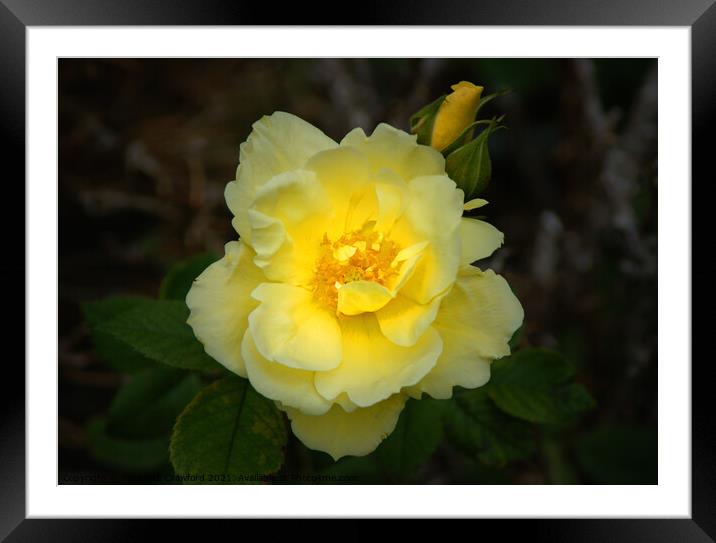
[186,112,523,460]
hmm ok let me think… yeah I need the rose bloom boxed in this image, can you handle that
[186,112,523,460]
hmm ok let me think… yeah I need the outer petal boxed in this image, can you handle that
[411,266,523,399]
[340,124,445,181]
[248,283,342,371]
[242,332,332,416]
[186,241,264,378]
[314,314,442,407]
[225,111,337,242]
[459,217,504,265]
[283,394,407,460]
[450,266,523,359]
[408,356,491,400]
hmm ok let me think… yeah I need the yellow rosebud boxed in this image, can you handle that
[431,81,484,151]
[186,112,523,460]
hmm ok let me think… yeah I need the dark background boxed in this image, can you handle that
[58,58,657,484]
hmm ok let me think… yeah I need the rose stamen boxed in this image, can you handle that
[311,224,400,309]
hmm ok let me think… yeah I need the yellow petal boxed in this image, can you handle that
[225,111,337,243]
[283,394,407,460]
[408,266,521,399]
[248,283,342,371]
[247,169,330,285]
[431,81,484,151]
[391,175,464,304]
[408,356,491,400]
[305,146,375,236]
[247,210,286,261]
[449,266,523,356]
[186,241,264,378]
[242,332,332,416]
[314,314,442,407]
[409,266,522,399]
[389,242,427,293]
[376,293,442,347]
[332,392,360,413]
[341,123,445,181]
[393,240,429,264]
[373,168,408,232]
[459,217,504,265]
[403,175,464,238]
[337,280,394,316]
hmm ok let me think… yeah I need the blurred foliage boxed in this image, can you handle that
[59,58,657,484]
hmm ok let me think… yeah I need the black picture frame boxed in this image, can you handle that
[4,0,710,538]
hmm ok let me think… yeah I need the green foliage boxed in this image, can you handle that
[307,348,596,480]
[84,367,202,475]
[169,377,288,484]
[86,418,170,474]
[446,388,535,466]
[107,367,203,439]
[445,119,504,199]
[575,424,657,484]
[410,94,445,146]
[443,349,594,470]
[97,300,221,371]
[159,252,217,301]
[83,296,156,374]
[85,281,595,483]
[488,348,596,424]
[376,397,448,481]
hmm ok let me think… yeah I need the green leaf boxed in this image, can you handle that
[410,94,445,146]
[445,120,504,199]
[376,397,447,481]
[159,252,218,301]
[446,388,535,466]
[575,424,657,484]
[86,417,169,474]
[83,296,156,374]
[488,349,596,424]
[97,300,220,371]
[107,367,203,439]
[169,377,287,484]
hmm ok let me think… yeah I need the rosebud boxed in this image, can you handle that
[431,81,484,151]
[411,81,484,152]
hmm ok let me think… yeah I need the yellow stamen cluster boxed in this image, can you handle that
[311,225,400,309]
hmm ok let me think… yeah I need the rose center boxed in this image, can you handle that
[311,222,400,309]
